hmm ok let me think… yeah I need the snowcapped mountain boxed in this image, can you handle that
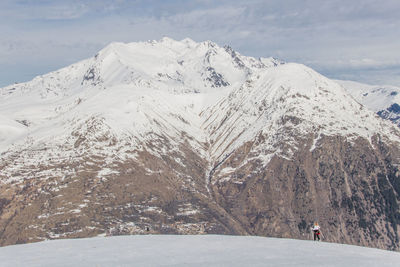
[1,235,399,267]
[336,80,400,127]
[1,37,400,250]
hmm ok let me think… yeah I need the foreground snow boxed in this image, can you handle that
[0,235,398,266]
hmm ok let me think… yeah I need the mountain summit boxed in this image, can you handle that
[1,38,400,250]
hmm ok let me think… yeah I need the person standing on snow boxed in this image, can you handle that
[312,222,322,241]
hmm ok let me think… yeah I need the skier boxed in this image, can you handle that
[312,222,321,241]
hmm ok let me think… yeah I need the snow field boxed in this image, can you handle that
[0,235,398,267]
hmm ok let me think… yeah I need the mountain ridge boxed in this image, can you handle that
[1,38,400,250]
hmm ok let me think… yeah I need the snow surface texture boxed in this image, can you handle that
[1,37,400,185]
[0,235,399,267]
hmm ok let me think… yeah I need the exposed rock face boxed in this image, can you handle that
[1,38,400,250]
[378,103,400,127]
[211,134,400,250]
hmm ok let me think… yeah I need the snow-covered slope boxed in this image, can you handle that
[0,235,399,267]
[336,80,400,127]
[0,38,397,175]
[1,38,400,250]
[0,37,282,167]
[202,63,399,166]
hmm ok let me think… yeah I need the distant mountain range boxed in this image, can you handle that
[337,80,400,128]
[1,37,400,250]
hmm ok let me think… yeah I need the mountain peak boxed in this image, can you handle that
[77,37,275,92]
[181,37,196,45]
[2,38,400,250]
[96,42,125,57]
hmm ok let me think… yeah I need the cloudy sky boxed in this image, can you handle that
[1,0,400,87]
